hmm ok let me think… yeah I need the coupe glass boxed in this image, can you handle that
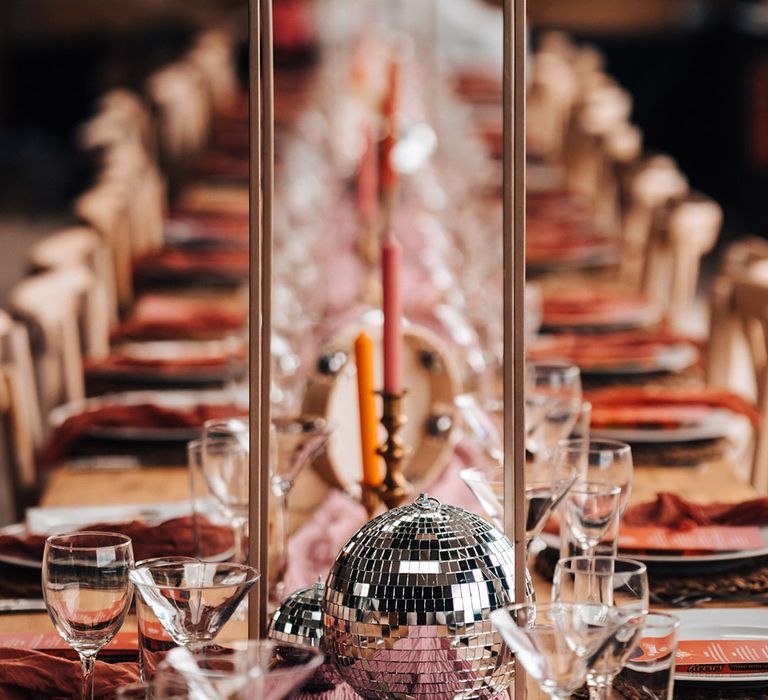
[552,556,649,700]
[460,459,578,547]
[165,640,324,700]
[490,601,624,700]
[526,361,582,465]
[130,558,260,680]
[199,436,249,564]
[562,482,622,557]
[42,532,134,700]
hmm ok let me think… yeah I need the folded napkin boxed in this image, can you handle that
[84,351,244,376]
[134,248,249,278]
[529,329,700,370]
[624,492,768,530]
[111,294,247,342]
[0,515,234,564]
[40,403,247,465]
[586,385,760,429]
[541,289,654,328]
[0,648,138,699]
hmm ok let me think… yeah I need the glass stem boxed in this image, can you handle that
[80,652,96,700]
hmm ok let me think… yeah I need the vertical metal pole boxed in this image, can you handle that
[502,0,526,696]
[248,0,273,639]
[259,0,275,639]
[248,0,263,639]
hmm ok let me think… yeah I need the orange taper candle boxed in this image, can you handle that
[354,332,382,487]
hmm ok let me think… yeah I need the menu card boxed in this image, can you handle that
[676,639,768,675]
[619,525,765,553]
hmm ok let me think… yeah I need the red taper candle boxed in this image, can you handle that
[381,236,403,394]
[357,127,378,223]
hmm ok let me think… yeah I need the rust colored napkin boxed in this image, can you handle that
[529,329,700,370]
[623,492,768,531]
[541,289,653,328]
[587,385,760,429]
[134,248,249,278]
[39,403,247,465]
[111,294,247,342]
[0,515,234,564]
[0,648,139,699]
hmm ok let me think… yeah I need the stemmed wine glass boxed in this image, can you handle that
[555,439,633,515]
[552,556,649,700]
[42,532,134,700]
[490,601,625,700]
[198,435,249,564]
[526,361,582,466]
[562,482,622,558]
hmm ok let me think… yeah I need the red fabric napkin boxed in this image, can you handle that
[0,648,139,699]
[133,248,249,278]
[529,329,700,370]
[40,403,247,465]
[0,515,234,563]
[623,492,768,531]
[84,349,245,376]
[111,294,247,342]
[586,385,760,429]
[541,289,654,328]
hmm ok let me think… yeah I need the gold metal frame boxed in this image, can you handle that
[248,2,527,674]
[248,0,273,638]
[503,0,527,694]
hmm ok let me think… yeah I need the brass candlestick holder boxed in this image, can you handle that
[376,390,412,510]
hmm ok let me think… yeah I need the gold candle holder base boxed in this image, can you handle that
[377,390,412,510]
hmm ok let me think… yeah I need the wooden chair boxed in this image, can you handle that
[186,29,238,112]
[75,180,134,309]
[730,261,768,492]
[8,267,105,419]
[708,237,768,389]
[29,226,118,336]
[620,155,689,290]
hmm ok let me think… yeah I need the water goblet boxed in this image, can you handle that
[130,558,260,681]
[42,532,134,700]
[555,439,633,515]
[562,482,622,557]
[553,556,649,700]
[526,361,582,465]
[165,640,323,700]
[199,436,249,564]
[490,601,624,700]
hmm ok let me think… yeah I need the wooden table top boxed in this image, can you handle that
[0,453,758,637]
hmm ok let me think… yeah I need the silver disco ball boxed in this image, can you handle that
[269,579,340,691]
[324,493,529,700]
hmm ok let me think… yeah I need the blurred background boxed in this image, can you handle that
[0,0,767,297]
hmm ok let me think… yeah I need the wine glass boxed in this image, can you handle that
[555,439,633,515]
[490,601,625,700]
[562,481,622,558]
[270,415,330,603]
[43,532,134,700]
[552,556,649,700]
[165,640,324,700]
[526,361,582,465]
[199,435,249,564]
[130,558,260,681]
